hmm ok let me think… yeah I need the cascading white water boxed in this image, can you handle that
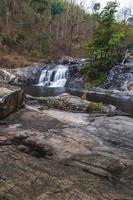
[38,65,68,87]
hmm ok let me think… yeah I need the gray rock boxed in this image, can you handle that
[71,88,133,114]
[0,106,132,199]
[0,83,24,119]
[102,55,133,91]
[26,93,116,114]
[12,63,47,84]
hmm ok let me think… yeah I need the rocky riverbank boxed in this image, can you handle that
[0,56,89,88]
[0,92,133,199]
[1,54,133,91]
[0,55,133,199]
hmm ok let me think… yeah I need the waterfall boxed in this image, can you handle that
[102,56,133,90]
[38,65,68,87]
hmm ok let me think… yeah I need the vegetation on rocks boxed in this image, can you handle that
[0,0,133,82]
[0,2,133,199]
[83,1,133,85]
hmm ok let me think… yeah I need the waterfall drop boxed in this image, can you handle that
[38,65,68,87]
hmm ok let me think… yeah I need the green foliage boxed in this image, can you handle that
[37,32,52,41]
[37,32,52,54]
[91,73,106,87]
[50,0,65,17]
[85,1,125,86]
[125,27,133,53]
[29,0,48,15]
[82,60,107,86]
[30,48,40,57]
[29,0,65,17]
[87,102,104,112]
[86,1,125,56]
[2,31,25,50]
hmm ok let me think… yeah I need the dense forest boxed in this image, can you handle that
[0,0,94,59]
[0,0,133,62]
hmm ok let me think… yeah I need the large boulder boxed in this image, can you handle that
[11,63,47,84]
[0,84,24,119]
[26,93,116,113]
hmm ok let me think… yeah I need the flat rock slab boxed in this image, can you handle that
[0,83,24,119]
[0,106,133,199]
[26,93,116,114]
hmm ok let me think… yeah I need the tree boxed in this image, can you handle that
[85,1,125,84]
[50,0,65,16]
[86,1,125,62]
[0,0,93,57]
[29,0,48,15]
[37,32,52,54]
[49,0,65,32]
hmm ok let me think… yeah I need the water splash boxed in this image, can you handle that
[38,65,68,87]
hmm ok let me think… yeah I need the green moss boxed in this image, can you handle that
[47,100,53,109]
[87,102,104,112]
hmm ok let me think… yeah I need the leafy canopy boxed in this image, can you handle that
[29,0,65,16]
[50,0,65,17]
[29,0,48,15]
[86,1,124,57]
[85,1,125,84]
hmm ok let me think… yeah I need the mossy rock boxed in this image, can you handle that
[87,102,104,112]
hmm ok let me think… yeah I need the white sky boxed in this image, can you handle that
[78,0,133,9]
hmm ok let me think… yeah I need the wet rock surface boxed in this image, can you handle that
[11,64,47,85]
[71,88,133,114]
[102,55,133,91]
[0,103,133,199]
[2,58,88,88]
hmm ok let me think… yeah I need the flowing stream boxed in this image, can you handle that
[38,65,68,87]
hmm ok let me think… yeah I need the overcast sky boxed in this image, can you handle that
[78,0,133,9]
